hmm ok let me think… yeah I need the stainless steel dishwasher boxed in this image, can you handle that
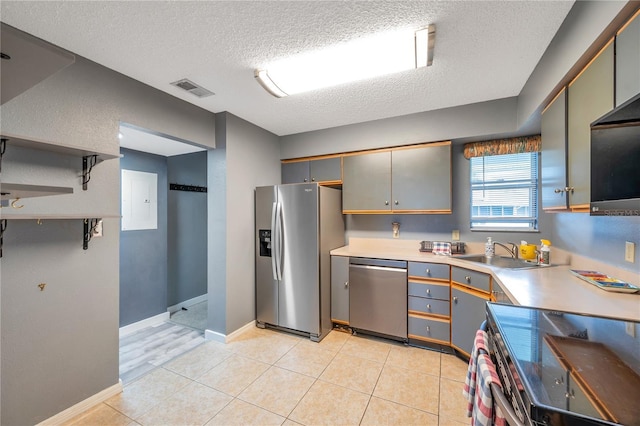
[349,258,408,341]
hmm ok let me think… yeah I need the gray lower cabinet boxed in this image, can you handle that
[616,11,640,106]
[567,42,614,209]
[282,157,342,184]
[407,261,451,346]
[451,286,490,356]
[330,255,349,324]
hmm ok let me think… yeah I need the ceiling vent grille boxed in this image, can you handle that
[170,78,214,98]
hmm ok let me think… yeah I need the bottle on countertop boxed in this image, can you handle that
[539,239,551,266]
[485,237,495,257]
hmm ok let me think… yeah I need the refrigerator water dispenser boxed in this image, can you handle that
[258,229,271,257]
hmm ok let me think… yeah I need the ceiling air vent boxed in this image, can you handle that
[170,78,214,98]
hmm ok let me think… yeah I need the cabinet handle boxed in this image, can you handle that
[311,178,315,182]
[304,178,308,182]
[465,276,471,282]
[453,296,458,303]
[565,186,575,194]
[344,281,349,288]
[554,377,564,385]
[426,304,431,309]
[385,200,389,205]
[565,390,575,399]
[554,188,565,194]
[425,268,430,274]
[394,200,399,205]
[426,326,430,332]
[426,289,431,295]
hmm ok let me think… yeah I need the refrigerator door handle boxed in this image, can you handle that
[273,201,283,281]
[270,201,278,281]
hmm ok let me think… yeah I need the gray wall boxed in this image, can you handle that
[168,151,208,306]
[208,112,280,336]
[119,148,168,327]
[0,51,215,424]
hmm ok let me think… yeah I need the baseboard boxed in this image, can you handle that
[37,380,123,426]
[167,294,208,314]
[119,312,170,338]
[205,320,255,343]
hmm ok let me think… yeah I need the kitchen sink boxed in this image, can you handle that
[457,254,541,269]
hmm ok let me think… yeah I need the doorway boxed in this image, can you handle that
[118,123,209,381]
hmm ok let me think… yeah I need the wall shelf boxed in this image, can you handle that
[1,182,73,201]
[0,133,120,190]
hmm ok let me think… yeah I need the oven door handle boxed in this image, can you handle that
[490,383,526,426]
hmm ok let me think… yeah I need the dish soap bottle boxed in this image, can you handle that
[539,239,551,266]
[485,237,494,257]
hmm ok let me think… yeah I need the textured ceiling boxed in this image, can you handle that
[1,1,575,137]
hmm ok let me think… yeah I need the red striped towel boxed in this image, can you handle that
[463,329,489,416]
[472,354,506,426]
[432,241,452,255]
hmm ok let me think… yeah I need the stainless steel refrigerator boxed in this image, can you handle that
[255,183,344,342]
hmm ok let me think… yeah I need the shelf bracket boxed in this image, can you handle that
[82,155,98,191]
[0,137,6,173]
[83,218,99,250]
[1,219,7,258]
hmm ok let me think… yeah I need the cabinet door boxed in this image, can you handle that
[281,161,310,184]
[330,256,349,324]
[541,88,569,210]
[616,11,640,106]
[568,42,614,208]
[391,144,451,212]
[342,151,392,212]
[309,157,341,184]
[451,286,489,356]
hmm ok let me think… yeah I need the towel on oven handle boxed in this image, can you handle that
[463,329,489,415]
[473,353,506,426]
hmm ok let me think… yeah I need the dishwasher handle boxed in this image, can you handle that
[349,264,407,273]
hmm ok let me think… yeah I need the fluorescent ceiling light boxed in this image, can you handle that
[255,25,435,97]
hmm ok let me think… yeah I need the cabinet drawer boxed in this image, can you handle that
[408,296,449,317]
[408,281,450,300]
[408,315,450,343]
[451,266,490,293]
[408,262,449,280]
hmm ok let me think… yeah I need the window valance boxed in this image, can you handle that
[463,135,541,159]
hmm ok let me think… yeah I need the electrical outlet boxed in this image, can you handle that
[92,219,103,238]
[625,241,635,263]
[625,322,636,338]
[452,230,460,241]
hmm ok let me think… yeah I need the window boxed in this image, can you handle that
[470,152,538,231]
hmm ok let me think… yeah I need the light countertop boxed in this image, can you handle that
[331,238,640,322]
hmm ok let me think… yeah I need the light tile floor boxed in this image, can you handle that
[65,327,470,426]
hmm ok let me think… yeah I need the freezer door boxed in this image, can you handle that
[255,186,278,326]
[277,183,320,334]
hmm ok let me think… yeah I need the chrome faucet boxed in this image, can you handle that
[493,241,519,259]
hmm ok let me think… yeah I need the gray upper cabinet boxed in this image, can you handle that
[281,156,342,184]
[342,142,452,214]
[391,143,451,212]
[541,88,569,211]
[343,151,392,212]
[616,11,640,107]
[1,23,75,105]
[567,42,614,209]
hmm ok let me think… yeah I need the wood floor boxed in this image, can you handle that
[119,321,205,384]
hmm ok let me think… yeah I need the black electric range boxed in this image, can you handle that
[485,303,640,426]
